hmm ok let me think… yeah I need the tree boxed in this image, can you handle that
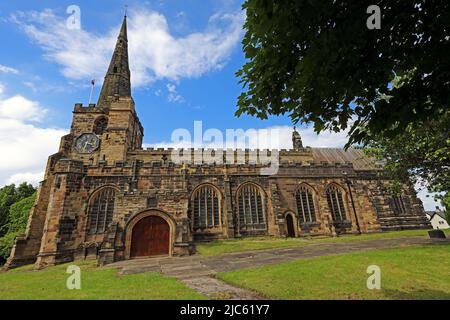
[362,110,449,214]
[0,183,36,237]
[364,110,449,186]
[0,185,18,236]
[236,1,450,146]
[0,193,36,262]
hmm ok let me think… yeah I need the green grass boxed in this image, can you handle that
[0,260,206,300]
[217,245,450,300]
[196,229,444,256]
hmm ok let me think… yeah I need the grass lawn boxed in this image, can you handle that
[197,229,450,256]
[0,260,206,300]
[217,245,450,300]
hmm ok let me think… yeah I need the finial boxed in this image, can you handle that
[124,4,128,17]
[293,125,297,132]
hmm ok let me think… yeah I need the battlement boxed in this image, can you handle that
[142,147,312,154]
[73,103,105,113]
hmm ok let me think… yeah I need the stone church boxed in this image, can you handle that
[5,16,430,270]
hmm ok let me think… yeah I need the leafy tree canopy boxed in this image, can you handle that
[0,192,36,262]
[0,183,36,237]
[363,110,449,208]
[236,0,450,146]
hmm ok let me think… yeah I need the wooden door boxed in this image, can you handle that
[130,216,170,258]
[286,214,296,237]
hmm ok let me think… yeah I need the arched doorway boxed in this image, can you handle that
[130,215,170,258]
[286,214,296,237]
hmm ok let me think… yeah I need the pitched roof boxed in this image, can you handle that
[311,148,380,170]
[426,210,447,220]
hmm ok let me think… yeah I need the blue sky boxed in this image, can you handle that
[0,1,440,209]
[0,0,286,139]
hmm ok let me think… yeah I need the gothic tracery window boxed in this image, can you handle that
[326,184,347,222]
[94,117,108,135]
[237,183,266,229]
[191,185,220,229]
[295,185,317,223]
[87,188,116,234]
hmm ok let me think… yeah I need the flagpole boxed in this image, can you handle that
[88,79,95,105]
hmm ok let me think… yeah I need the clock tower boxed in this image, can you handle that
[67,15,143,165]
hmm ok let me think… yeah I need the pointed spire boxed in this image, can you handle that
[97,15,131,107]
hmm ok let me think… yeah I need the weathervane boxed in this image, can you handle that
[124,4,128,17]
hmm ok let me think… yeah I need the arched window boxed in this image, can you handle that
[191,185,220,229]
[326,184,347,222]
[237,183,266,228]
[94,117,108,135]
[295,185,317,223]
[391,195,406,215]
[87,188,116,234]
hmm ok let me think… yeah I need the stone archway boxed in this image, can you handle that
[125,210,175,259]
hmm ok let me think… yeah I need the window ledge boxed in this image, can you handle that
[300,222,321,227]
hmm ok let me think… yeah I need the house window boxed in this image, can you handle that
[326,184,347,222]
[295,185,317,223]
[94,117,108,135]
[237,183,265,228]
[87,188,116,234]
[391,196,406,215]
[191,185,220,229]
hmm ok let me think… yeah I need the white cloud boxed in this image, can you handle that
[0,83,4,95]
[23,81,38,93]
[166,83,184,103]
[0,117,67,186]
[7,172,44,187]
[11,8,244,88]
[0,90,67,186]
[0,95,47,122]
[0,64,19,74]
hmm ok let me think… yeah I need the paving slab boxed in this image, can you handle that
[180,277,263,300]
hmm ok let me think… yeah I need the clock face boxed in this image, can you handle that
[74,133,100,154]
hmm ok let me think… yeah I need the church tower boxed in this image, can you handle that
[69,15,143,164]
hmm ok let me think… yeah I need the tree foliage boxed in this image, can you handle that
[236,0,450,146]
[0,183,36,237]
[363,111,449,206]
[0,193,36,262]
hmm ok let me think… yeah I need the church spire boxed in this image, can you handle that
[97,15,131,107]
